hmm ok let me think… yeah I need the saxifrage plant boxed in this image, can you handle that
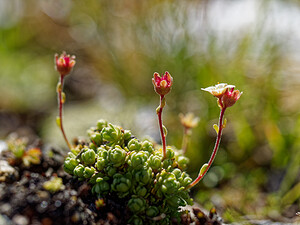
[55,51,242,224]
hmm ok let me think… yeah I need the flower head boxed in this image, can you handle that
[201,83,235,98]
[55,51,76,76]
[202,83,242,109]
[152,71,173,96]
[221,88,243,108]
[179,113,200,129]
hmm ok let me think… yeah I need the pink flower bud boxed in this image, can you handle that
[152,71,173,96]
[55,51,76,76]
[221,88,242,108]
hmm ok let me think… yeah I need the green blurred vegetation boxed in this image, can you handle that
[0,0,299,222]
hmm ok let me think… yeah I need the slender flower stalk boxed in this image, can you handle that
[55,52,76,150]
[187,83,242,189]
[57,75,72,149]
[152,71,173,159]
[179,112,199,154]
[157,95,167,158]
[187,104,225,189]
[181,127,189,154]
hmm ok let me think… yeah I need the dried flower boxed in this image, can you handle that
[152,71,173,96]
[23,148,42,167]
[201,83,235,98]
[95,198,106,209]
[221,88,243,108]
[179,113,200,129]
[55,51,76,76]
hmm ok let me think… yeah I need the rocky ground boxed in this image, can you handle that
[0,140,223,225]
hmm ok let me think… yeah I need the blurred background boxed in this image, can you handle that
[0,0,300,223]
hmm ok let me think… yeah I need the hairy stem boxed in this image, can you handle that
[187,107,226,189]
[157,95,167,159]
[57,75,72,150]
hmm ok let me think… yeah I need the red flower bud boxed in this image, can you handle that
[152,71,173,96]
[55,51,76,76]
[221,88,242,108]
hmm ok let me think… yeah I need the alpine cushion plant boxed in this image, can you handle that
[57,52,242,223]
[64,121,192,224]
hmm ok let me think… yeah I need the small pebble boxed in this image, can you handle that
[12,215,29,225]
[41,201,48,209]
[45,168,54,178]
[0,203,11,215]
[0,141,7,153]
[31,173,39,178]
[54,200,62,208]
[70,190,77,196]
[41,217,52,225]
[0,160,18,182]
[37,191,50,200]
[71,212,80,223]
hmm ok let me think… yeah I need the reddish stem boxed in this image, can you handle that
[157,95,167,159]
[58,74,72,150]
[187,106,226,189]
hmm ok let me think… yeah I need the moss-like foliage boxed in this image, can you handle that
[64,119,193,224]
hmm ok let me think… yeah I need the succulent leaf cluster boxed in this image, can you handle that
[64,120,192,224]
